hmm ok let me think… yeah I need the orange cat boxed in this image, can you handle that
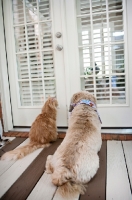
[1,97,58,161]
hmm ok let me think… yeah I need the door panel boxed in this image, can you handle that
[4,0,68,126]
[65,0,132,127]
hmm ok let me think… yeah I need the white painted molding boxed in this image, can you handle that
[0,119,3,137]
[0,0,13,131]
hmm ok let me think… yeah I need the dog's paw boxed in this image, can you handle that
[52,168,72,186]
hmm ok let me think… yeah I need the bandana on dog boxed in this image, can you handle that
[69,99,102,124]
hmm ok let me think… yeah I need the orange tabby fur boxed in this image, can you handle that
[1,97,58,161]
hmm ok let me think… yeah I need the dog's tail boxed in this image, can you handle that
[57,181,86,198]
[1,142,50,161]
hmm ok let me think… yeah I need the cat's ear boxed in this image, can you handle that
[51,97,58,107]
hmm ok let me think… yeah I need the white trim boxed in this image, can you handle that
[65,0,81,96]
[123,0,129,105]
[9,128,132,134]
[60,0,71,112]
[89,0,96,97]
[23,0,33,106]
[0,0,13,131]
[106,0,112,104]
[126,0,132,113]
[37,0,46,100]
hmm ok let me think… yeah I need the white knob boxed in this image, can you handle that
[56,32,62,38]
[56,45,63,51]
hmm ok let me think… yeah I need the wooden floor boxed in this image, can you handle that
[0,137,132,200]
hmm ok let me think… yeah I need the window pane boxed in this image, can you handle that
[92,0,106,13]
[110,44,125,73]
[12,0,24,25]
[111,75,126,104]
[109,11,124,42]
[76,0,126,105]
[76,0,90,15]
[81,77,94,94]
[93,13,107,44]
[108,0,122,11]
[79,47,93,76]
[96,76,110,104]
[94,45,109,75]
[19,81,31,106]
[12,0,56,106]
[77,16,92,46]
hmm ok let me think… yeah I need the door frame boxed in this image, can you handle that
[0,0,132,131]
[0,0,12,132]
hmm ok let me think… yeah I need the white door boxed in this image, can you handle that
[3,0,132,128]
[65,0,132,127]
[3,0,68,127]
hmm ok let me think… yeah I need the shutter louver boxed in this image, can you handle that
[19,81,31,106]
[31,80,44,105]
[77,0,126,105]
[27,25,39,50]
[17,54,29,79]
[12,0,56,106]
[40,22,52,49]
[12,0,24,25]
[14,26,27,52]
[44,80,56,98]
[39,0,50,20]
[29,52,42,79]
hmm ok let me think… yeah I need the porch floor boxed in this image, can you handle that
[0,137,132,200]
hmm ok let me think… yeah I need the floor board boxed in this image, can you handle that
[0,139,29,176]
[0,145,43,198]
[27,173,57,200]
[107,141,132,200]
[122,141,132,190]
[80,141,107,200]
[1,139,62,200]
[0,138,132,200]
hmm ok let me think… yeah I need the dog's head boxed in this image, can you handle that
[69,91,96,112]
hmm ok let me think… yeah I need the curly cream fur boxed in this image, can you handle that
[1,97,58,161]
[45,91,102,197]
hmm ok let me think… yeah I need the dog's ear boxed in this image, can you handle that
[69,104,74,112]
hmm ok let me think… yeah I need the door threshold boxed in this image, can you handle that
[8,128,132,134]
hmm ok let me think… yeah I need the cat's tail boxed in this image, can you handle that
[1,141,50,161]
[57,181,86,198]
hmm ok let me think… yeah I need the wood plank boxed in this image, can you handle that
[1,139,62,200]
[0,145,43,198]
[122,141,132,189]
[107,141,132,200]
[27,173,57,200]
[0,137,26,157]
[79,141,107,200]
[0,139,30,176]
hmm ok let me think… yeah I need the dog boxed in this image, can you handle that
[1,97,58,161]
[45,91,102,197]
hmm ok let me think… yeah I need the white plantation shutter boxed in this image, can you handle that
[76,0,126,105]
[12,0,56,106]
